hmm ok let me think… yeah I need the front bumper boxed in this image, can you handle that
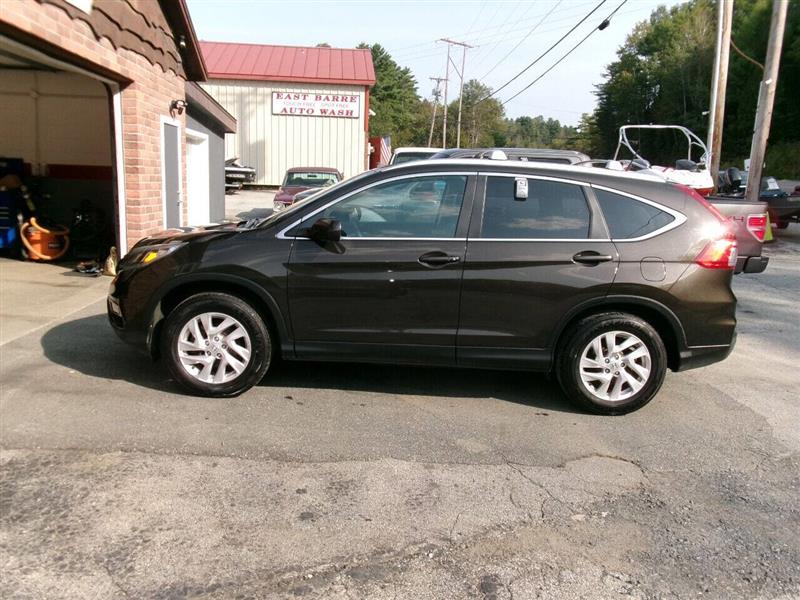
[107,265,170,356]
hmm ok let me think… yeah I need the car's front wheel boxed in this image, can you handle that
[556,313,667,415]
[161,292,272,397]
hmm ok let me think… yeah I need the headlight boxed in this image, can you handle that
[133,242,185,265]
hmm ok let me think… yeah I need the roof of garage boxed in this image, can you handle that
[185,83,236,134]
[200,41,376,87]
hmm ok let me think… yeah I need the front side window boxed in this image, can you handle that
[481,177,591,239]
[309,175,468,238]
[594,189,674,239]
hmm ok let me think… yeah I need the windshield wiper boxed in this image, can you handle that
[239,218,263,229]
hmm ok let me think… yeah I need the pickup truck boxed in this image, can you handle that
[706,195,769,273]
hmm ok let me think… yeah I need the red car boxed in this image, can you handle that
[273,167,342,211]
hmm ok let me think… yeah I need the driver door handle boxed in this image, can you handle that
[418,252,461,268]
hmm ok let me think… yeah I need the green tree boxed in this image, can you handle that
[358,43,422,146]
[724,0,800,167]
[591,0,799,175]
[444,80,506,147]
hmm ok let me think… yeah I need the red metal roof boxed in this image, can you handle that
[200,41,376,87]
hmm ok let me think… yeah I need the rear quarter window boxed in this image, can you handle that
[594,189,675,239]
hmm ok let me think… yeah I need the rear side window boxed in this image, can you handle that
[594,189,674,239]
[481,177,591,239]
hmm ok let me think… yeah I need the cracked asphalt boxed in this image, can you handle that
[1,226,799,599]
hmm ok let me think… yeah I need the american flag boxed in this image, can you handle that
[369,136,392,169]
[379,136,392,165]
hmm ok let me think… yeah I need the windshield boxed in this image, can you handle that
[392,152,436,165]
[283,171,340,187]
[255,169,377,229]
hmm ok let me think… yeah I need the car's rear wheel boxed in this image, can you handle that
[556,313,667,415]
[161,292,271,397]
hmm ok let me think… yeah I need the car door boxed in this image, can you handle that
[457,172,619,369]
[286,171,476,365]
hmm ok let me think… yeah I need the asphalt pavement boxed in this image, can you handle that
[1,221,798,599]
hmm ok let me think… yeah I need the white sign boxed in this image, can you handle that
[272,92,360,119]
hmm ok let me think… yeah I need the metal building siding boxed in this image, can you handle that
[201,80,367,186]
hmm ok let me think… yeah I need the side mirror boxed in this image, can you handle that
[306,217,342,242]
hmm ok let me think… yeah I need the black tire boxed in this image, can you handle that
[161,292,271,397]
[775,220,789,230]
[555,312,667,415]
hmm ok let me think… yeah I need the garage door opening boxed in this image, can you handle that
[0,48,118,263]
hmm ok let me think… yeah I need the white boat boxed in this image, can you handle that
[613,125,715,196]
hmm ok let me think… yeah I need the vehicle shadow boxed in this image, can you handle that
[260,359,579,414]
[40,313,578,412]
[40,313,176,393]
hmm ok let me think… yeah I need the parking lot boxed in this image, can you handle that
[1,206,798,598]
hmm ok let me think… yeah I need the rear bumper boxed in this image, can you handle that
[735,254,769,274]
[675,334,736,371]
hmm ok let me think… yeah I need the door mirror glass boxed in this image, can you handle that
[306,218,342,242]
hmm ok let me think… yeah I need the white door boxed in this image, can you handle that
[186,129,210,226]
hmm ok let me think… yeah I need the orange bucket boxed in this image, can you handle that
[20,217,70,261]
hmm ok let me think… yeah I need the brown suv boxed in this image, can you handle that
[108,160,737,414]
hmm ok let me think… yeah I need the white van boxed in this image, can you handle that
[389,147,440,165]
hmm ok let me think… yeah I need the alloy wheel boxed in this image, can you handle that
[177,312,252,384]
[578,330,652,402]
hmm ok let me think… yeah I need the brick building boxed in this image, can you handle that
[0,0,227,255]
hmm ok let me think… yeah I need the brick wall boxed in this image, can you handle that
[1,0,190,250]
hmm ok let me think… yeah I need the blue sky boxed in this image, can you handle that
[187,0,684,126]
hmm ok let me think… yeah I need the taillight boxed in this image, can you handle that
[746,214,767,241]
[695,186,714,197]
[696,231,737,269]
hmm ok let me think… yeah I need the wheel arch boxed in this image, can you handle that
[149,274,291,359]
[551,296,687,371]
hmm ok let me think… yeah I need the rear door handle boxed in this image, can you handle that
[418,252,462,268]
[572,251,614,265]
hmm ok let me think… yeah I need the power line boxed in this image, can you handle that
[438,38,474,148]
[392,12,602,64]
[469,0,529,71]
[500,0,628,106]
[388,1,595,57]
[428,76,447,147]
[392,6,651,66]
[477,0,609,102]
[464,1,489,37]
[478,0,564,81]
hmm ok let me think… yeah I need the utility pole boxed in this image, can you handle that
[707,0,733,188]
[439,38,473,148]
[745,0,788,203]
[442,43,451,148]
[428,76,446,148]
